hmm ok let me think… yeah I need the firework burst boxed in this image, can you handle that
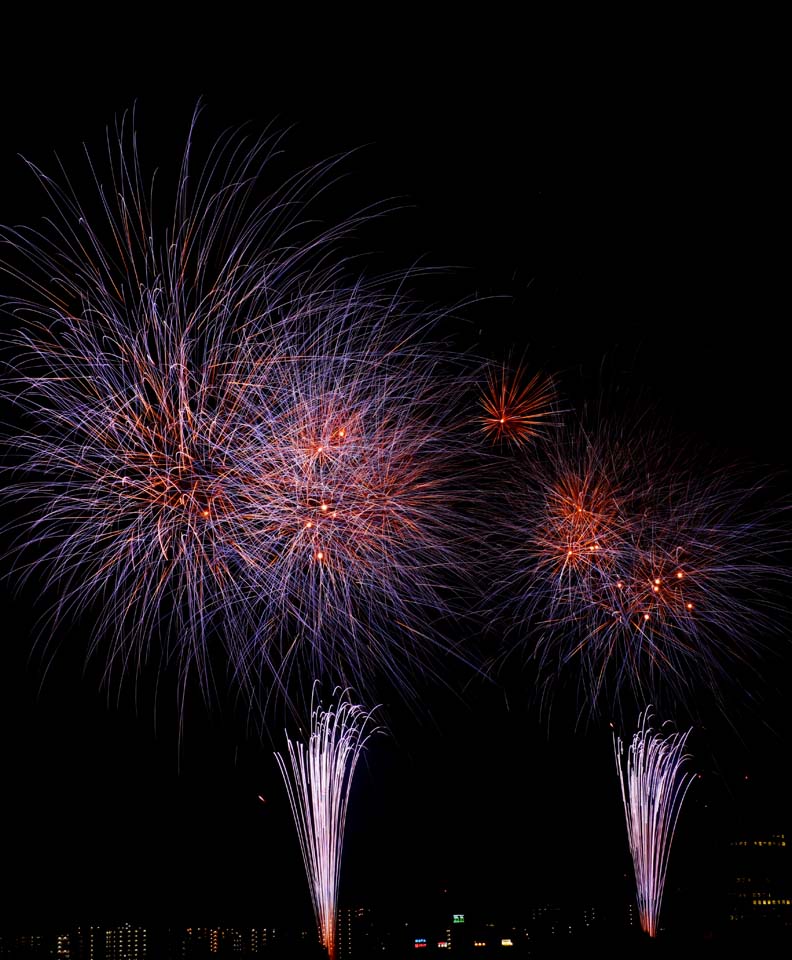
[479,366,556,448]
[275,689,380,960]
[0,109,476,710]
[614,710,695,938]
[222,289,477,700]
[495,422,788,715]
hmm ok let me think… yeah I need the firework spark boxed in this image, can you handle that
[0,109,475,710]
[275,689,380,960]
[614,710,695,938]
[495,423,788,714]
[479,366,556,447]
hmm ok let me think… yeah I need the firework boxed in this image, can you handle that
[275,689,380,960]
[0,109,475,709]
[479,366,556,447]
[223,289,477,700]
[496,423,788,714]
[614,710,695,938]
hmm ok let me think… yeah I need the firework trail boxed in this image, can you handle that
[495,422,788,715]
[0,108,476,711]
[614,710,695,938]
[275,689,380,960]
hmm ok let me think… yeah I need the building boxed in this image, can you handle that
[178,927,277,957]
[338,907,378,959]
[11,935,43,956]
[73,927,105,960]
[105,923,146,960]
[245,929,273,955]
[727,832,792,935]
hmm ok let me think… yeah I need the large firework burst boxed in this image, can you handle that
[495,422,788,715]
[614,710,695,938]
[0,109,475,709]
[275,689,380,960]
[223,288,476,698]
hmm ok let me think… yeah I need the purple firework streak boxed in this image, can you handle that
[0,110,476,711]
[614,710,695,938]
[495,422,788,715]
[275,689,380,960]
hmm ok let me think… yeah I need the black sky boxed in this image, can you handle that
[1,70,789,933]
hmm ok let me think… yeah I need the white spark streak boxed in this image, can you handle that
[614,709,695,938]
[275,689,380,960]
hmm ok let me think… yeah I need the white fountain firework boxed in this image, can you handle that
[613,709,695,938]
[275,689,380,960]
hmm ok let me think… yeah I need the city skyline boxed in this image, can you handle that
[2,833,791,957]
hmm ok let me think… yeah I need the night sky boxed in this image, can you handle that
[1,73,789,936]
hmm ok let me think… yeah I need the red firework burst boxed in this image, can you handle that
[479,367,556,447]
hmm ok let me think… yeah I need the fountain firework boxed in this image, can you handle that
[614,710,695,938]
[275,689,380,960]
